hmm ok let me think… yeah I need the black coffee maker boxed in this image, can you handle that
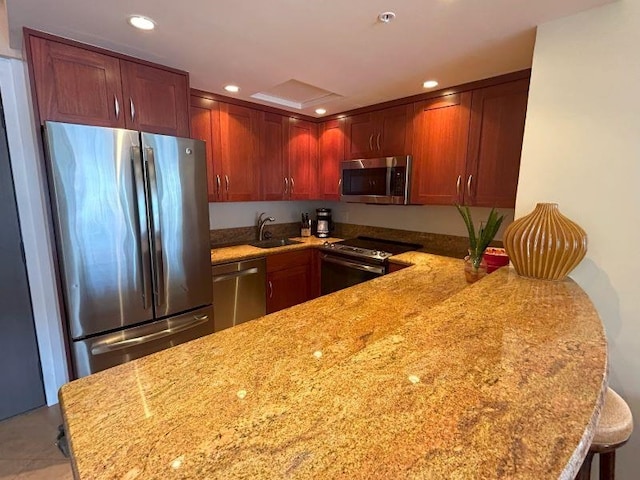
[315,208,333,238]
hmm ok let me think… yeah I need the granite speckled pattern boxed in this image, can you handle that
[211,236,342,265]
[59,253,607,480]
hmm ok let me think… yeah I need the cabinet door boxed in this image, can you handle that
[218,103,261,201]
[190,96,221,202]
[260,112,288,200]
[28,36,124,127]
[410,93,472,205]
[465,79,529,208]
[377,104,412,157]
[266,250,313,313]
[318,119,345,200]
[288,119,318,200]
[120,61,190,137]
[344,112,376,159]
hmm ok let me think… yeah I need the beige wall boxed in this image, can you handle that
[518,0,639,477]
[0,1,21,59]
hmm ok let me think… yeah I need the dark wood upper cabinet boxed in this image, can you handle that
[28,36,125,128]
[411,78,528,208]
[260,112,289,201]
[344,104,412,159]
[26,31,190,137]
[120,61,190,137]
[318,118,345,201]
[411,93,472,205]
[190,96,220,202]
[218,102,261,202]
[288,119,318,200]
[465,79,529,208]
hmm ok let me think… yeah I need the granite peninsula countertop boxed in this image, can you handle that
[210,236,343,265]
[59,253,608,480]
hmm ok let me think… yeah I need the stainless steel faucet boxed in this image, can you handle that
[258,212,276,241]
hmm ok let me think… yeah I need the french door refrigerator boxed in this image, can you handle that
[44,122,213,378]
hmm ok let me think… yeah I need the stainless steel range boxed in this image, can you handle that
[319,237,422,295]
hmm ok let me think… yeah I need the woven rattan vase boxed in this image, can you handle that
[503,203,587,281]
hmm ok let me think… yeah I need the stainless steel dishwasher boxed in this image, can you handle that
[212,258,266,332]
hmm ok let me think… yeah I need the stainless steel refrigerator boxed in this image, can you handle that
[44,122,213,378]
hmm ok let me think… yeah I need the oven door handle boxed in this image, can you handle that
[321,254,385,275]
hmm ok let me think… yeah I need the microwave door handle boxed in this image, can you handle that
[144,147,165,307]
[386,166,393,196]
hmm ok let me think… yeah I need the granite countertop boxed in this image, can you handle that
[59,254,607,479]
[211,236,343,265]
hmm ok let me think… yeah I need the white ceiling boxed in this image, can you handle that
[6,0,615,117]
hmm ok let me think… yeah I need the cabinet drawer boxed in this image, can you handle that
[266,249,312,273]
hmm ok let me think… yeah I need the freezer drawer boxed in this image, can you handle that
[212,258,266,332]
[72,305,213,378]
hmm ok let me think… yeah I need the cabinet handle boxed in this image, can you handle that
[290,177,295,194]
[130,98,136,123]
[114,96,120,119]
[467,175,473,197]
[225,175,230,198]
[376,132,381,151]
[456,175,462,196]
[368,133,374,151]
[338,178,342,194]
[268,280,273,299]
[284,177,288,195]
[216,175,221,198]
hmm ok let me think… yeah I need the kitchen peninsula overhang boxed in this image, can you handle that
[59,253,607,479]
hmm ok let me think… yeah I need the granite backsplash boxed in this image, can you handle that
[209,222,502,258]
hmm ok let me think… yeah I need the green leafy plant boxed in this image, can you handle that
[456,205,505,270]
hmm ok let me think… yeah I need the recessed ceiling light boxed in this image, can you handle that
[128,15,155,31]
[378,11,396,23]
[224,85,240,93]
[315,108,327,115]
[423,80,439,89]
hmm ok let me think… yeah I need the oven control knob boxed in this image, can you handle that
[371,250,379,256]
[323,241,330,247]
[379,252,389,257]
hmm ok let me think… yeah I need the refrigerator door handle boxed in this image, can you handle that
[144,147,166,307]
[131,146,152,309]
[90,314,210,354]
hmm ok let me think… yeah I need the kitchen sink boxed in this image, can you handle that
[249,238,303,249]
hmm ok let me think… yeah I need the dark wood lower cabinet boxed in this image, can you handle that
[266,250,317,314]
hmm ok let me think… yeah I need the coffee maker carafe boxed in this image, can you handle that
[316,208,332,238]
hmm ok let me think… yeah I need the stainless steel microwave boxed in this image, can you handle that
[340,156,411,204]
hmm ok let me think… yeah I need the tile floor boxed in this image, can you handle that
[0,405,73,479]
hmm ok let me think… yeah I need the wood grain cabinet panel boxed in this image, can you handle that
[465,79,529,208]
[411,93,472,205]
[344,104,412,159]
[28,36,124,128]
[318,119,345,200]
[288,119,318,200]
[266,250,316,314]
[26,32,191,138]
[120,61,190,137]
[260,112,289,200]
[190,96,221,202]
[218,103,261,201]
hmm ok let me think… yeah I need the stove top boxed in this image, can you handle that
[320,236,422,263]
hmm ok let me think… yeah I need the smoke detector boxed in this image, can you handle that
[378,12,396,23]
